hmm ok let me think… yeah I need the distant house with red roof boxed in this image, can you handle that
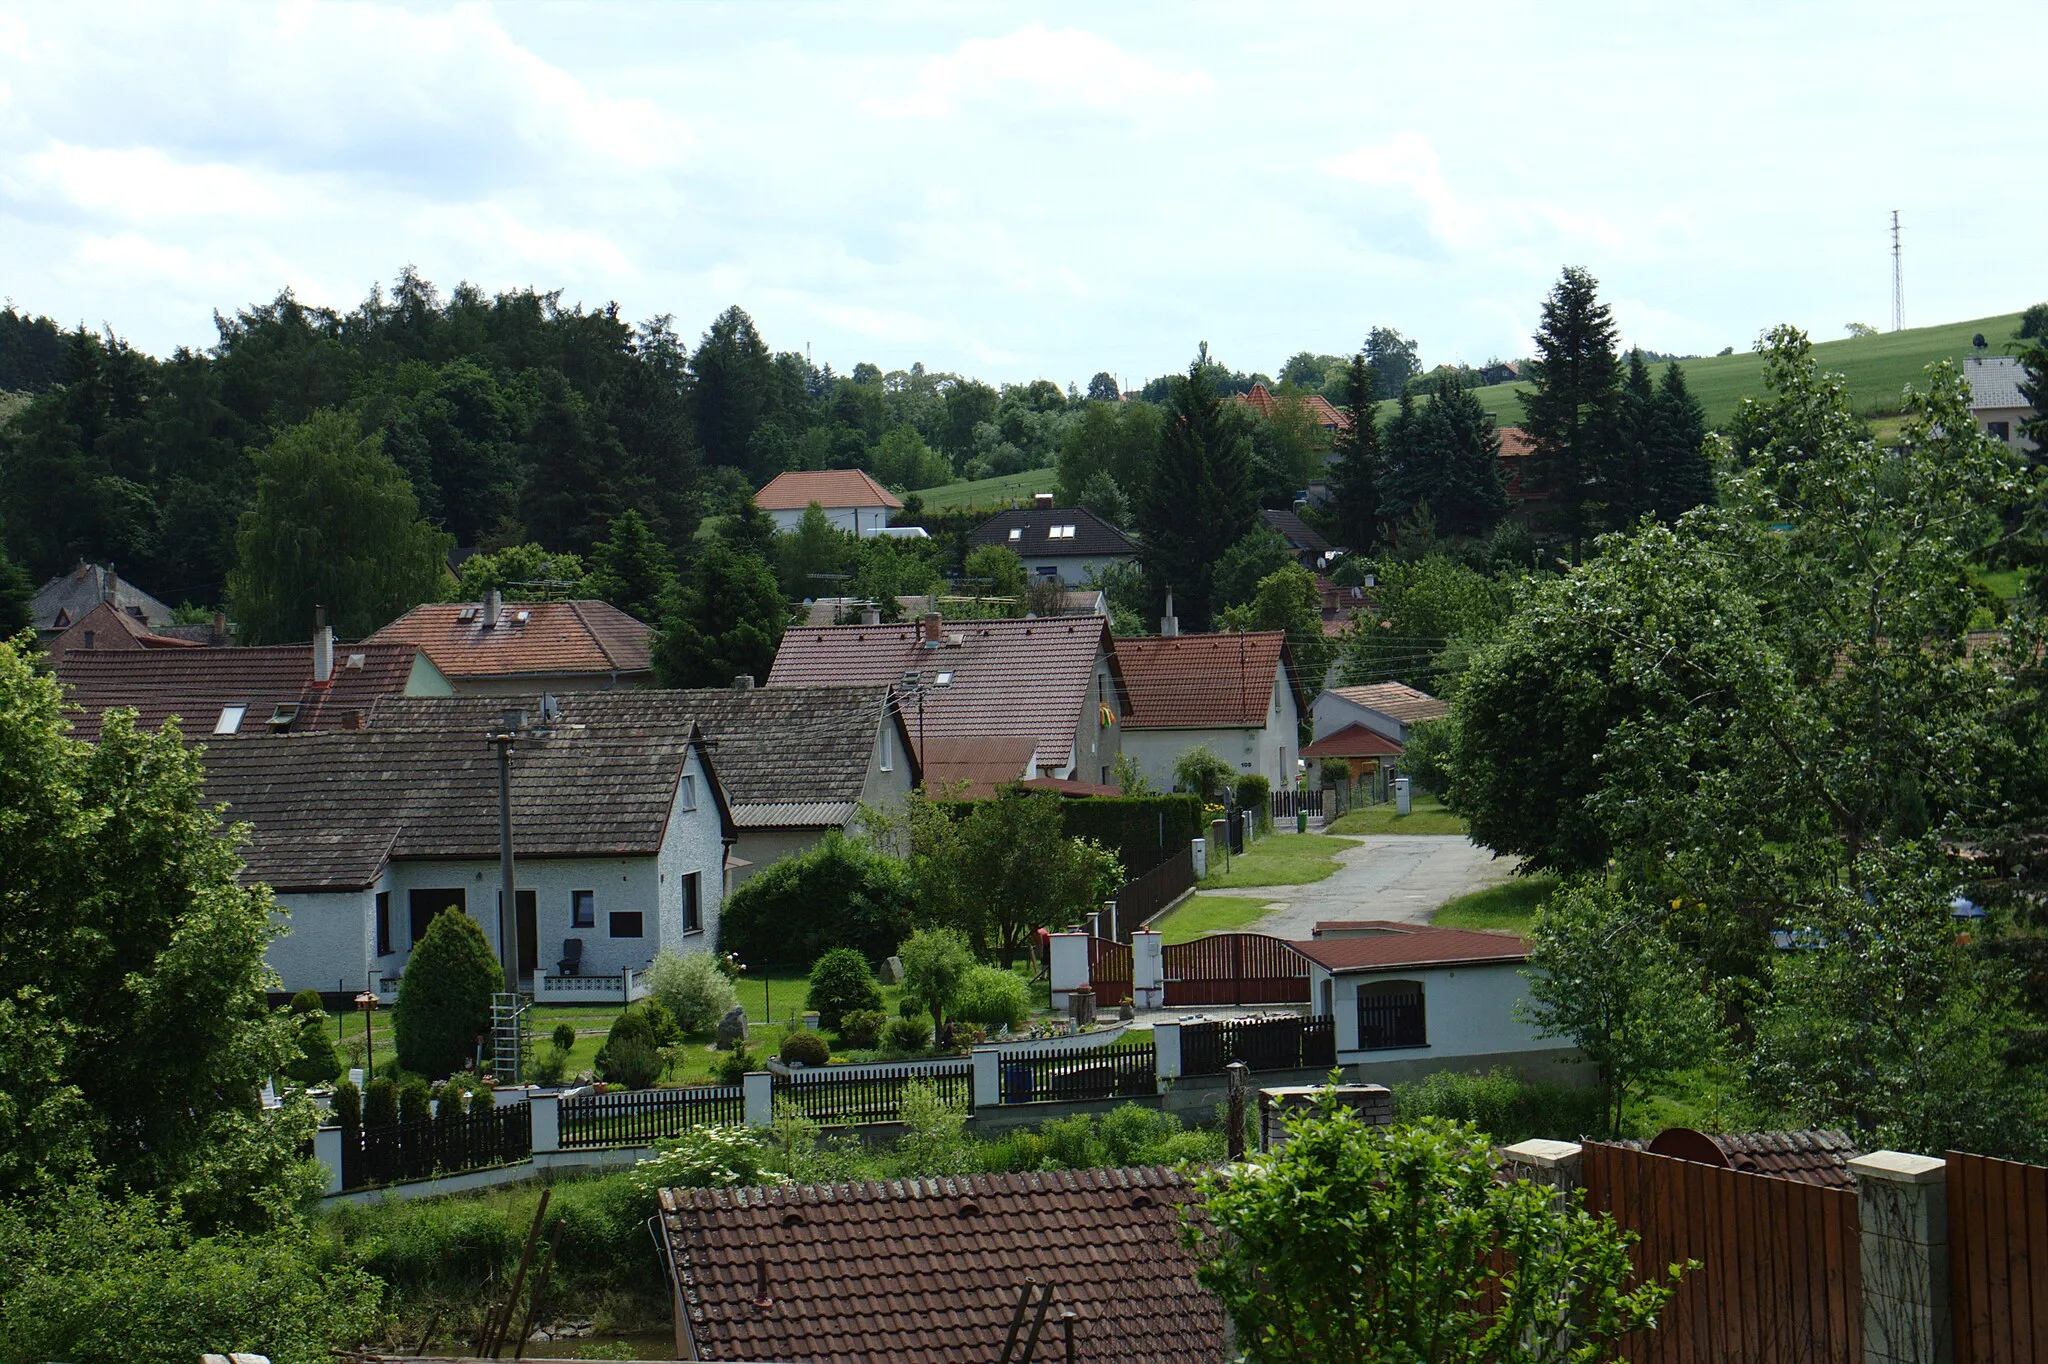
[753,468,903,536]
[1496,425,1552,501]
[1113,630,1300,793]
[1234,382,1354,439]
[369,594,653,694]
[1306,682,1448,801]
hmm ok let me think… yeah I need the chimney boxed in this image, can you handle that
[103,566,118,606]
[859,606,881,626]
[731,674,755,692]
[313,608,334,684]
[482,587,501,629]
[923,611,943,646]
[1161,589,1179,638]
[211,610,227,647]
[1033,491,1055,509]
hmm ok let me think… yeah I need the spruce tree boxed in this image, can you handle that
[652,544,789,687]
[0,535,32,636]
[1425,372,1509,540]
[1602,349,1659,530]
[1379,389,1436,528]
[1521,266,1621,554]
[1650,362,1715,518]
[585,508,676,622]
[1325,353,1384,555]
[1138,360,1254,631]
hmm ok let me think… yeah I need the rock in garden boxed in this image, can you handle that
[715,1004,749,1050]
[880,955,906,985]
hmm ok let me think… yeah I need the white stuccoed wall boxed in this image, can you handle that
[1317,961,1573,1061]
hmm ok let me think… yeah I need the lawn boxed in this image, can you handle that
[1326,795,1467,836]
[913,466,1056,513]
[1200,831,1356,889]
[1151,894,1279,945]
[1431,874,1557,933]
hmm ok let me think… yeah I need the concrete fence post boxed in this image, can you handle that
[743,1071,775,1129]
[1048,931,1090,1011]
[1190,836,1206,880]
[1132,930,1164,1009]
[971,1047,1001,1109]
[1851,1150,1951,1364]
[528,1091,561,1154]
[1154,1019,1182,1084]
[314,1125,344,1196]
[1499,1139,1584,1205]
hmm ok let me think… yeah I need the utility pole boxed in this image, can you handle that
[1891,210,1903,333]
[488,707,526,1084]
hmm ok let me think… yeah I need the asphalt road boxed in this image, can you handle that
[1216,833,1520,939]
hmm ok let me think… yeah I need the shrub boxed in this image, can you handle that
[837,1008,887,1050]
[883,1014,933,1052]
[332,1079,361,1132]
[596,1012,664,1090]
[899,996,923,1020]
[1391,1067,1607,1144]
[290,989,323,1015]
[530,1045,570,1087]
[551,1022,578,1052]
[951,965,1031,1031]
[430,1082,467,1118]
[283,1002,342,1086]
[398,1078,432,1127]
[393,909,502,1078]
[1037,1113,1108,1168]
[779,1030,831,1067]
[638,999,682,1047]
[363,1077,398,1129]
[717,831,915,969]
[625,1126,780,1203]
[1233,774,1271,831]
[1057,794,1204,881]
[646,950,741,1034]
[899,927,975,1030]
[892,1079,974,1176]
[714,1046,758,1085]
[807,948,882,1032]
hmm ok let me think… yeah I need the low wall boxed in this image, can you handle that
[322,1144,651,1206]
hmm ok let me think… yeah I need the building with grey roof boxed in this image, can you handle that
[1965,354,2038,453]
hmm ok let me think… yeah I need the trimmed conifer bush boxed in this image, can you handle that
[806,948,882,1032]
[284,993,343,1085]
[595,1010,664,1090]
[363,1076,399,1129]
[779,1029,830,1067]
[393,909,502,1078]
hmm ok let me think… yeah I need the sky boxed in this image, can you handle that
[3,2,2044,388]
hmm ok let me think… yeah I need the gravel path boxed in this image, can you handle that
[1208,834,1519,939]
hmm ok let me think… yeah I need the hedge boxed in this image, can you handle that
[1058,794,1204,879]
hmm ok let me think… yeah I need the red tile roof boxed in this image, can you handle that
[1612,1130,1863,1190]
[768,617,1114,774]
[1328,682,1447,725]
[754,468,903,512]
[920,735,1039,795]
[1497,425,1538,458]
[1114,632,1288,729]
[1234,383,1354,433]
[1301,722,1403,760]
[657,1167,1227,1364]
[55,642,425,743]
[1290,922,1526,972]
[369,600,651,679]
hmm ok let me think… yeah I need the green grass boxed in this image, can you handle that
[1326,795,1468,836]
[1979,568,2026,600]
[1200,831,1356,888]
[1152,894,1279,944]
[1420,310,2027,430]
[1431,874,1557,933]
[912,466,1056,512]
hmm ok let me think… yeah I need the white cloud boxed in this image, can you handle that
[868,24,1211,120]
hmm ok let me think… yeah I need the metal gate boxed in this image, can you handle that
[1086,935,1131,1006]
[1161,932,1311,1007]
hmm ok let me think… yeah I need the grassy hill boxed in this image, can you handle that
[1423,310,2026,432]
[913,466,1056,513]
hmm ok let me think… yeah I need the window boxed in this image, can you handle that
[1989,420,2011,442]
[214,704,247,735]
[1035,565,1058,577]
[935,670,953,686]
[880,726,894,772]
[682,873,702,934]
[609,910,644,938]
[1356,980,1427,1050]
[408,888,466,945]
[375,891,392,957]
[81,630,95,649]
[1050,524,1076,539]
[677,775,696,811]
[572,890,596,928]
[1008,527,1022,540]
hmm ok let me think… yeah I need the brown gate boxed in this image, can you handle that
[1948,1149,2048,1363]
[1086,935,1131,1006]
[1581,1142,1861,1364]
[1161,933,1310,1007]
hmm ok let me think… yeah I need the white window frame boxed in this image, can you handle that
[214,703,248,735]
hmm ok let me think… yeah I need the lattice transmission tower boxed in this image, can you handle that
[1891,210,1903,332]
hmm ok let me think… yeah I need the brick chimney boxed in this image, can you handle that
[482,587,501,629]
[312,607,334,684]
[1033,491,1054,509]
[859,606,881,626]
[923,611,943,646]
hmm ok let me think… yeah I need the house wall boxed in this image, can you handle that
[730,828,822,886]
[1018,552,1133,583]
[768,505,894,536]
[268,888,378,995]
[654,750,727,957]
[1313,960,1575,1069]
[1070,645,1125,784]
[1311,691,1408,746]
[1976,404,2040,454]
[1121,660,1300,791]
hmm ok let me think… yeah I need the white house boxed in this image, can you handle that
[967,498,1138,583]
[203,697,735,1000]
[1292,922,1582,1085]
[1311,681,1447,748]
[754,469,903,536]
[1964,354,2038,454]
[1114,631,1300,793]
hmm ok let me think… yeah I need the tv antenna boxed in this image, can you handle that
[1890,210,1903,333]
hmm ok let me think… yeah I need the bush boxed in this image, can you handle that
[624,1126,780,1203]
[951,965,1031,1031]
[837,1009,887,1050]
[331,1079,361,1132]
[1234,774,1271,831]
[714,1046,758,1085]
[884,1014,932,1052]
[899,927,975,1030]
[1392,1067,1607,1143]
[779,1030,831,1067]
[393,909,502,1078]
[283,1003,342,1086]
[807,948,883,1032]
[530,1045,570,1087]
[638,999,682,1047]
[717,831,915,969]
[1057,794,1204,880]
[398,1078,432,1127]
[363,1077,398,1129]
[646,950,741,1034]
[596,1012,665,1090]
[551,1022,578,1052]
[899,996,924,1020]
[1037,1113,1108,1168]
[290,989,323,1015]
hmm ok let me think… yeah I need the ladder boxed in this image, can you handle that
[490,992,528,1085]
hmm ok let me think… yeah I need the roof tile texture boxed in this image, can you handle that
[56,641,422,742]
[1115,632,1286,729]
[369,600,651,678]
[1329,681,1448,725]
[659,1167,1226,1364]
[1611,1131,1862,1189]
[754,468,903,512]
[1301,722,1404,759]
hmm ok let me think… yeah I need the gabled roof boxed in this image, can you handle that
[656,1167,1227,1364]
[1290,921,1526,973]
[368,600,651,679]
[49,598,212,653]
[33,562,176,634]
[967,506,1138,559]
[921,735,1040,796]
[1259,507,1333,557]
[754,468,903,512]
[1328,682,1447,725]
[1235,382,1354,433]
[1965,355,2032,410]
[55,641,428,743]
[1115,632,1289,730]
[767,617,1116,774]
[1301,722,1403,759]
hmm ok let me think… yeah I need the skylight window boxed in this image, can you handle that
[1050,525,1076,539]
[935,671,954,686]
[214,704,247,735]
[1008,528,1022,541]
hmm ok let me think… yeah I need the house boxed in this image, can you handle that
[1301,722,1404,803]
[368,591,653,693]
[1312,681,1446,748]
[1965,354,2039,453]
[1233,381,1353,438]
[1292,922,1580,1082]
[201,693,733,997]
[1496,426,1550,501]
[768,613,1126,784]
[1114,631,1300,792]
[967,497,1138,583]
[54,626,449,742]
[1259,507,1336,570]
[45,598,228,655]
[754,468,903,535]
[654,1167,1229,1363]
[32,562,211,644]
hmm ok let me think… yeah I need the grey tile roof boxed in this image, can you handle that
[1966,355,2032,411]
[57,641,425,742]
[968,506,1137,559]
[1260,507,1333,557]
[33,562,177,634]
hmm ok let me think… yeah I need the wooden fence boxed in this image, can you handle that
[1087,935,1132,1006]
[1113,843,1195,941]
[559,1084,745,1148]
[1161,932,1311,1006]
[1179,1015,1336,1076]
[338,1101,532,1191]
[997,1042,1156,1104]
[773,1060,974,1124]
[1581,1142,1861,1364]
[1948,1149,2048,1363]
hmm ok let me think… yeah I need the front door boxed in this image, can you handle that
[517,890,537,977]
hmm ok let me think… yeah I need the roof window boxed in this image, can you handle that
[1050,524,1076,539]
[513,610,531,625]
[456,606,478,622]
[346,652,366,670]
[935,671,954,686]
[1007,527,1022,541]
[213,704,247,735]
[267,703,300,733]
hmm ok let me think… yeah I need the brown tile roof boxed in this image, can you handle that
[1290,922,1526,973]
[368,600,651,679]
[767,617,1115,774]
[657,1167,1227,1364]
[1115,632,1288,730]
[1611,1130,1863,1190]
[1234,383,1354,433]
[921,735,1039,797]
[754,468,903,512]
[1301,722,1403,760]
[1497,425,1538,458]
[55,642,425,743]
[1329,682,1447,725]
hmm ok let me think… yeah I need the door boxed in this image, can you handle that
[516,890,537,977]
[408,887,466,945]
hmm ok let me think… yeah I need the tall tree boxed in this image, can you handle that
[517,374,629,556]
[1520,266,1620,552]
[1139,360,1254,631]
[651,545,789,687]
[1649,361,1715,519]
[0,534,32,636]
[227,410,451,644]
[1420,371,1508,540]
[690,306,777,476]
[1602,348,1660,530]
[1325,352,1384,555]
[1362,325,1420,400]
[584,508,677,622]
[1086,371,1120,402]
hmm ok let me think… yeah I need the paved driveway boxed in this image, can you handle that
[1212,834,1518,940]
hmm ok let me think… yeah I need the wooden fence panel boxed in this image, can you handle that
[1114,843,1194,941]
[1086,935,1131,1006]
[1161,932,1310,1006]
[1948,1149,2048,1364]
[1581,1142,1860,1364]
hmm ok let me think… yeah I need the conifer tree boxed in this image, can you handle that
[1650,361,1715,518]
[1521,266,1621,553]
[1378,389,1434,528]
[584,508,676,622]
[1325,353,1384,555]
[652,544,789,687]
[1424,372,1509,540]
[1138,360,1254,631]
[719,495,778,559]
[1602,348,1660,530]
[0,534,31,636]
